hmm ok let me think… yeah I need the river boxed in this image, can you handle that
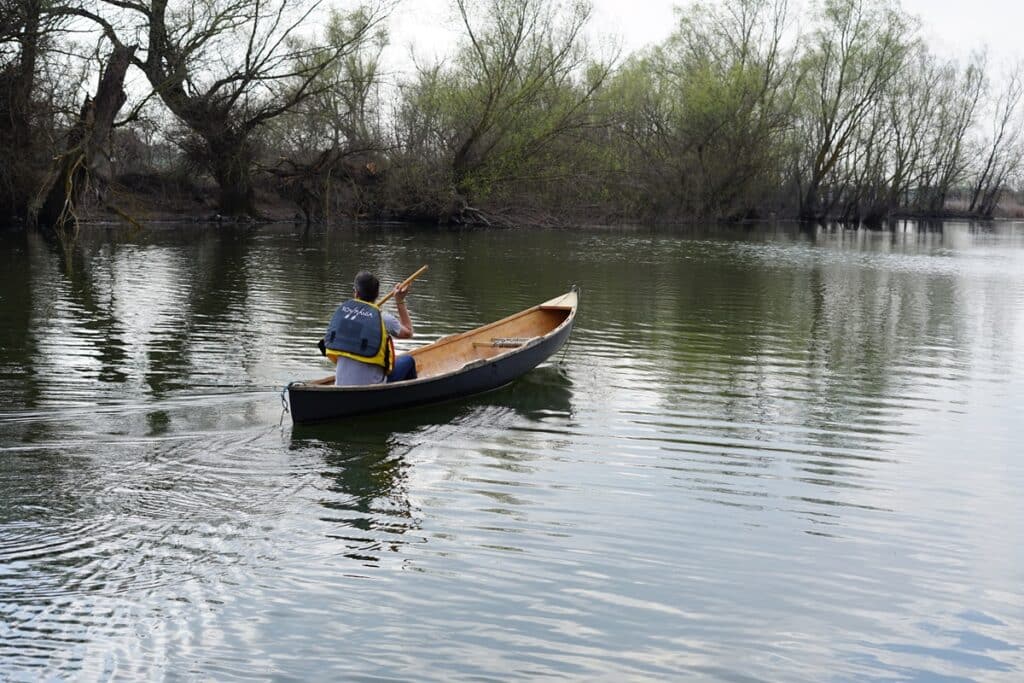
[1,221,1022,680]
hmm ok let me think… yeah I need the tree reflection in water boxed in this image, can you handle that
[288,366,574,564]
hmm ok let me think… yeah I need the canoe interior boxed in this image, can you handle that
[307,291,576,387]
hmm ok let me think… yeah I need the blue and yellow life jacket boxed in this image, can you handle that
[323,299,394,374]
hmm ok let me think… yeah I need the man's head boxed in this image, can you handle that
[353,271,379,302]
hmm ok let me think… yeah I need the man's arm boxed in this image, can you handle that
[393,283,414,338]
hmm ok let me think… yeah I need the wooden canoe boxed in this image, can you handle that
[287,288,578,424]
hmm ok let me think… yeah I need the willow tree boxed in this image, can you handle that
[876,50,986,216]
[71,0,390,217]
[918,54,986,214]
[877,48,939,214]
[969,63,1024,217]
[394,0,612,221]
[657,0,797,217]
[795,0,913,221]
[595,51,676,219]
[832,45,941,222]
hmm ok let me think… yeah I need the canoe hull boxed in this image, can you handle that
[287,292,576,424]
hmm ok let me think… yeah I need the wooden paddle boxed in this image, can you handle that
[318,265,429,357]
[377,264,428,306]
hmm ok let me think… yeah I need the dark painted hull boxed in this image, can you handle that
[287,302,575,424]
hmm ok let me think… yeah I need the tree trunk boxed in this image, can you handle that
[10,0,40,152]
[208,135,257,217]
[0,0,41,220]
[29,44,135,231]
[800,178,823,221]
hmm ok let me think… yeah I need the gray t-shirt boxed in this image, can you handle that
[334,312,402,386]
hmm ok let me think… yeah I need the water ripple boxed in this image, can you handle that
[1,223,1022,680]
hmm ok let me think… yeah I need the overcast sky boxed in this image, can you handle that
[383,0,1024,76]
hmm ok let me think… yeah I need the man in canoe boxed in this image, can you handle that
[322,271,417,385]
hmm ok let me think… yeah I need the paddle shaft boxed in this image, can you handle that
[378,265,428,306]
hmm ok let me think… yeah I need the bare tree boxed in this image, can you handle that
[29,42,136,232]
[64,0,391,216]
[969,62,1024,216]
[1,0,62,218]
[795,0,913,221]
[921,54,985,214]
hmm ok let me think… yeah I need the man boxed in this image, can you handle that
[323,271,417,386]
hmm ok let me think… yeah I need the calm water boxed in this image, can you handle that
[1,221,1023,681]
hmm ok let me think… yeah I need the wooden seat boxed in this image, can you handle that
[471,337,534,348]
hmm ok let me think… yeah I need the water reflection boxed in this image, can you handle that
[288,367,574,565]
[311,431,417,565]
[1,221,1023,681]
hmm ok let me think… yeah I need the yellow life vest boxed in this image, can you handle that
[324,299,395,374]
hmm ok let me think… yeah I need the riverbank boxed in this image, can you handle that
[38,174,1021,231]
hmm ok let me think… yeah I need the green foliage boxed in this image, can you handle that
[596,0,798,219]
[390,0,611,215]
